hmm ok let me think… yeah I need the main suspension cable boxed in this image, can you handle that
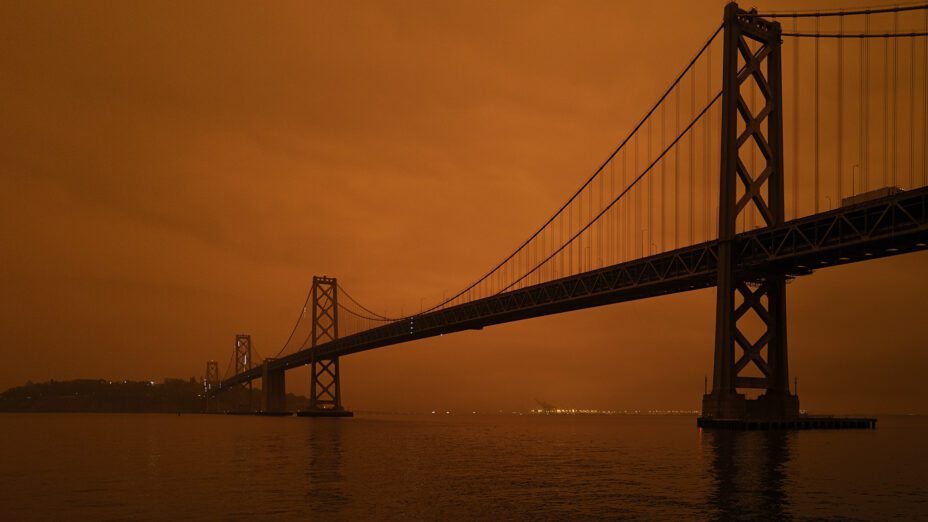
[751,3,928,18]
[498,90,723,294]
[784,31,928,38]
[337,284,402,321]
[221,352,235,382]
[416,23,724,315]
[272,285,313,358]
[338,301,395,322]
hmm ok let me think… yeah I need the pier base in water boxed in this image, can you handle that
[697,416,876,430]
[297,409,354,418]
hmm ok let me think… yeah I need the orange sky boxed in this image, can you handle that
[2,0,926,414]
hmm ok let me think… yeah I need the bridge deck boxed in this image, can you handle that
[219,186,928,390]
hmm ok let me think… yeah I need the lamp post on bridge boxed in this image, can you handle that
[852,164,859,196]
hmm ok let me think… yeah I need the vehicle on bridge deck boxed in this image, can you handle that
[842,187,904,208]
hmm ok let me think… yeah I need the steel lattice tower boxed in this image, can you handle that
[204,360,219,392]
[234,334,254,410]
[308,276,344,412]
[702,2,799,420]
[204,360,219,412]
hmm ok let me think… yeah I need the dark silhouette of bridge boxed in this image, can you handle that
[204,3,928,423]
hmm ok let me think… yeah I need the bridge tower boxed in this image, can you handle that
[204,360,219,412]
[702,2,800,420]
[234,334,255,412]
[299,275,352,417]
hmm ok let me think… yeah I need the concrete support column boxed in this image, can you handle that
[261,360,287,413]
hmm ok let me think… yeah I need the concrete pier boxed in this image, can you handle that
[261,359,287,414]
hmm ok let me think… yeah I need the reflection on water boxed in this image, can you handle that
[305,420,349,513]
[704,429,793,520]
[0,414,925,519]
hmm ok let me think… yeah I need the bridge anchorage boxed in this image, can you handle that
[205,1,928,428]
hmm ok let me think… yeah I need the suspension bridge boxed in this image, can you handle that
[203,2,928,424]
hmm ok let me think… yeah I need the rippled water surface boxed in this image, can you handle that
[1,413,926,520]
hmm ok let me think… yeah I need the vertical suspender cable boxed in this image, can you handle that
[536,216,540,284]
[814,14,820,213]
[529,234,533,285]
[599,155,603,266]
[661,103,666,251]
[576,191,581,272]
[690,69,696,242]
[865,14,871,190]
[581,182,585,271]
[893,11,899,186]
[574,194,578,274]
[503,247,508,290]
[635,132,639,257]
[514,244,519,290]
[617,155,621,262]
[496,259,500,295]
[506,253,510,290]
[618,152,622,262]
[589,173,594,268]
[705,45,712,241]
[512,226,537,287]
[860,15,867,195]
[578,175,596,272]
[884,23,890,187]
[568,201,572,275]
[675,87,680,248]
[550,216,554,280]
[837,15,844,205]
[793,17,800,217]
[610,160,614,264]
[648,118,652,254]
[559,211,564,278]
[622,147,637,261]
[909,27,916,188]
[544,215,549,282]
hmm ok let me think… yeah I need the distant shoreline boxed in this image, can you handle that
[0,378,308,414]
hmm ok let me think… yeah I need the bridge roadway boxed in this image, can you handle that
[219,185,928,390]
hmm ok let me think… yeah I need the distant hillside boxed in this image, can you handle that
[0,379,309,413]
